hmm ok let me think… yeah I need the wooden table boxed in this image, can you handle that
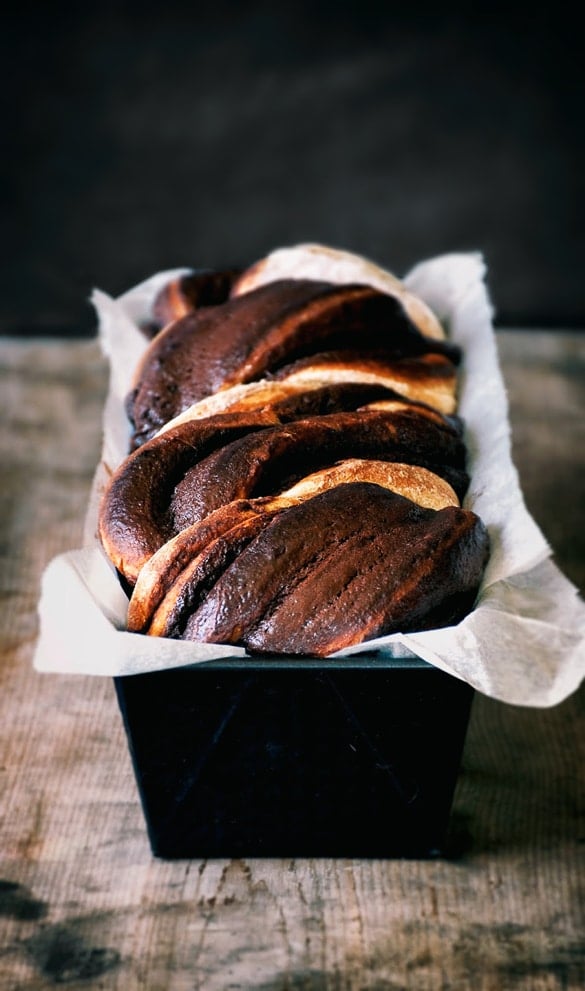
[1,333,584,990]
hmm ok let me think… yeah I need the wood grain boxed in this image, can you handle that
[0,334,583,990]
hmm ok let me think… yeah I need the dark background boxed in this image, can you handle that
[3,1,583,337]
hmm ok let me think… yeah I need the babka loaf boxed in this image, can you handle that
[99,245,490,657]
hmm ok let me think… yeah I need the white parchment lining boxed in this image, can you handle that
[33,253,585,707]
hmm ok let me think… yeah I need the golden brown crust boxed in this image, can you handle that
[281,459,459,511]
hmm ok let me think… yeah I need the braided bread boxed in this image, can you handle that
[99,246,490,656]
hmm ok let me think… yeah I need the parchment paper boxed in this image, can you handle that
[33,251,585,706]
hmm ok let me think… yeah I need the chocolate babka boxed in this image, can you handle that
[98,246,490,656]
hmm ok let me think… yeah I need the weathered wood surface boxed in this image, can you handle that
[0,333,583,991]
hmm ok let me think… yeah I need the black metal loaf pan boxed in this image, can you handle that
[114,649,473,859]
